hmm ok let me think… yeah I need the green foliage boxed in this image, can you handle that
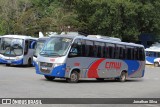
[0,0,160,42]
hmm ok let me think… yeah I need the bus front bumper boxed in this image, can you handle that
[1,59,23,65]
[35,63,66,78]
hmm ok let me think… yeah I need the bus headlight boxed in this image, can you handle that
[15,56,20,60]
[53,63,64,67]
[15,56,23,60]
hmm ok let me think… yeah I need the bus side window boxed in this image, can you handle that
[111,44,115,59]
[24,40,29,55]
[139,48,145,61]
[126,47,131,60]
[115,46,120,59]
[158,52,160,57]
[155,52,158,57]
[98,42,105,58]
[115,45,125,59]
[94,42,104,58]
[29,40,36,49]
[123,47,126,59]
[134,47,139,60]
[81,40,86,57]
[85,40,94,57]
[94,42,99,57]
[106,43,115,59]
[69,39,81,57]
[120,46,125,59]
[101,43,105,58]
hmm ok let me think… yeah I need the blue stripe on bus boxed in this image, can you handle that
[0,58,7,63]
[11,59,23,65]
[124,60,139,76]
[32,61,36,66]
[146,56,156,64]
[0,58,23,65]
[34,61,39,72]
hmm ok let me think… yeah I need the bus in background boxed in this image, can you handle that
[145,49,160,67]
[33,37,49,66]
[0,35,37,66]
[35,34,145,83]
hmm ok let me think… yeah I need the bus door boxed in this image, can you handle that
[67,39,84,77]
[23,39,36,64]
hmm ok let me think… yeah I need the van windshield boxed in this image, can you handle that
[40,37,72,57]
[0,38,24,56]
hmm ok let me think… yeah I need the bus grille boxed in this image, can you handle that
[40,68,51,74]
[39,62,53,74]
[40,62,53,67]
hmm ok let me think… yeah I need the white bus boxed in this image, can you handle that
[145,48,160,67]
[33,37,49,66]
[35,34,145,83]
[0,35,37,66]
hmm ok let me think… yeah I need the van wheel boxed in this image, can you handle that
[44,75,55,81]
[27,58,32,67]
[119,71,127,82]
[154,62,159,67]
[66,71,79,83]
[96,78,104,81]
[6,64,11,66]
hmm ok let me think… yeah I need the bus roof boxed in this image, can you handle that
[50,34,144,48]
[145,48,160,52]
[38,37,49,41]
[2,35,37,40]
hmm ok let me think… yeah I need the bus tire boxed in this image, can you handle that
[6,64,11,66]
[27,58,32,67]
[66,71,79,83]
[44,75,55,81]
[96,78,104,81]
[119,71,127,82]
[154,62,159,67]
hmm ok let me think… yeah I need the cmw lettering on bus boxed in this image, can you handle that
[105,62,122,70]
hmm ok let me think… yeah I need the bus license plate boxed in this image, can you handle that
[7,60,11,63]
[41,67,48,70]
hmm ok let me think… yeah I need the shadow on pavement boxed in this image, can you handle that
[5,64,34,68]
[40,78,143,84]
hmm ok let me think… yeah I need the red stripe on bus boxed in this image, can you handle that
[87,58,106,78]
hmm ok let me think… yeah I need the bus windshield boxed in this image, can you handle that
[0,38,24,56]
[40,37,72,57]
[34,40,46,57]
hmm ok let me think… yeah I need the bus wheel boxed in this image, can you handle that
[96,78,104,81]
[154,62,159,67]
[6,64,11,66]
[44,75,55,81]
[119,71,127,82]
[66,71,79,83]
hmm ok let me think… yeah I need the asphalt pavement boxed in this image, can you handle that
[0,64,160,107]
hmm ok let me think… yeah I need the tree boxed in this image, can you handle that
[73,0,160,42]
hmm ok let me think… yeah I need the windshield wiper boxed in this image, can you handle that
[49,53,62,57]
[40,52,62,57]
